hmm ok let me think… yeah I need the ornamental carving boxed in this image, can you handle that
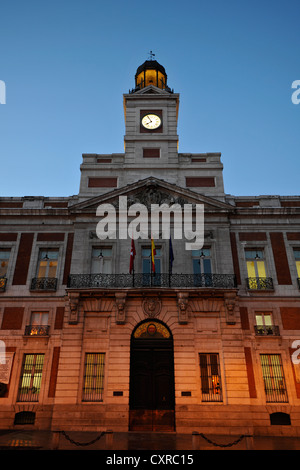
[177,292,191,324]
[142,297,162,318]
[127,186,189,209]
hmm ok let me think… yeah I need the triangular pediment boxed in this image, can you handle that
[70,177,234,214]
[133,85,171,95]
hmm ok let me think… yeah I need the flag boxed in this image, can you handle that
[151,237,156,273]
[129,238,136,274]
[169,236,174,273]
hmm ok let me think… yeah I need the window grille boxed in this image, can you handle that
[199,353,223,402]
[82,353,105,402]
[260,354,288,403]
[14,411,36,425]
[17,354,44,402]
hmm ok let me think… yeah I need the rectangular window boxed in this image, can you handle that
[82,353,105,402]
[192,248,212,286]
[25,311,50,336]
[37,249,58,278]
[255,312,279,336]
[17,354,44,402]
[91,247,112,274]
[260,354,288,403]
[142,246,161,286]
[199,353,223,402]
[293,249,300,278]
[245,249,271,289]
[0,248,10,277]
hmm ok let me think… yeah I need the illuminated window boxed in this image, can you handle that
[0,249,10,277]
[245,249,272,289]
[260,354,288,403]
[293,249,300,277]
[199,353,223,402]
[82,353,105,402]
[37,249,58,278]
[17,354,44,402]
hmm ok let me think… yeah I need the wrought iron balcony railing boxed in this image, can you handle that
[246,277,274,290]
[0,277,7,292]
[24,325,50,336]
[67,273,237,289]
[254,325,280,336]
[30,277,58,291]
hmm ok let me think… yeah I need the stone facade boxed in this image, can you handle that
[0,60,300,436]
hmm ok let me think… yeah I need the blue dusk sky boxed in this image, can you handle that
[0,0,299,198]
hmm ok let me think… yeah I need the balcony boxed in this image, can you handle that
[0,277,7,292]
[24,325,50,336]
[67,273,237,289]
[254,325,280,336]
[30,277,57,291]
[246,277,274,291]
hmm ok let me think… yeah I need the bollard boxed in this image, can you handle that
[51,431,60,450]
[105,430,114,450]
[192,431,201,450]
[245,435,254,450]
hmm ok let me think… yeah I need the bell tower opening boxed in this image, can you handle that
[129,319,175,432]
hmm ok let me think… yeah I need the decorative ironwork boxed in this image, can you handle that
[133,321,170,339]
[246,277,274,290]
[260,354,288,403]
[30,277,57,291]
[0,277,7,292]
[254,325,280,336]
[24,325,50,337]
[67,273,237,289]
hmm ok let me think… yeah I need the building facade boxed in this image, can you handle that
[1,59,300,436]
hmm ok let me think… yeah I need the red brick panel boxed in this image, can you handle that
[37,233,65,242]
[270,232,292,285]
[48,347,60,398]
[54,307,65,329]
[185,177,215,187]
[1,307,24,329]
[0,233,18,241]
[143,148,160,158]
[62,233,74,285]
[88,177,118,188]
[229,233,241,285]
[280,307,300,330]
[287,233,300,241]
[244,347,257,398]
[240,307,250,330]
[12,233,34,285]
[239,232,267,241]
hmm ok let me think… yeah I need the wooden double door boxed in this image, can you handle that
[129,324,175,431]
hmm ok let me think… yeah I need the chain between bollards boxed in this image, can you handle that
[51,429,113,449]
[192,432,254,450]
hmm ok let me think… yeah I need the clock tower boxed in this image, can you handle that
[123,58,180,170]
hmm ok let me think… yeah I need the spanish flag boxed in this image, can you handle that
[151,237,156,273]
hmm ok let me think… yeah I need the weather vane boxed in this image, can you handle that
[148,50,155,60]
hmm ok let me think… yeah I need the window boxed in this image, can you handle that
[293,249,300,284]
[245,249,272,289]
[0,249,10,277]
[199,353,222,402]
[91,247,112,274]
[36,249,59,278]
[82,353,105,402]
[260,354,288,403]
[25,312,49,336]
[142,246,161,286]
[255,312,278,335]
[17,354,44,402]
[192,248,212,286]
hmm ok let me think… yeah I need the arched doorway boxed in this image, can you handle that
[129,320,175,431]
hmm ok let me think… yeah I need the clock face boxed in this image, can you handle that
[141,114,162,130]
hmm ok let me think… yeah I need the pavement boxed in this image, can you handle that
[0,429,299,451]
